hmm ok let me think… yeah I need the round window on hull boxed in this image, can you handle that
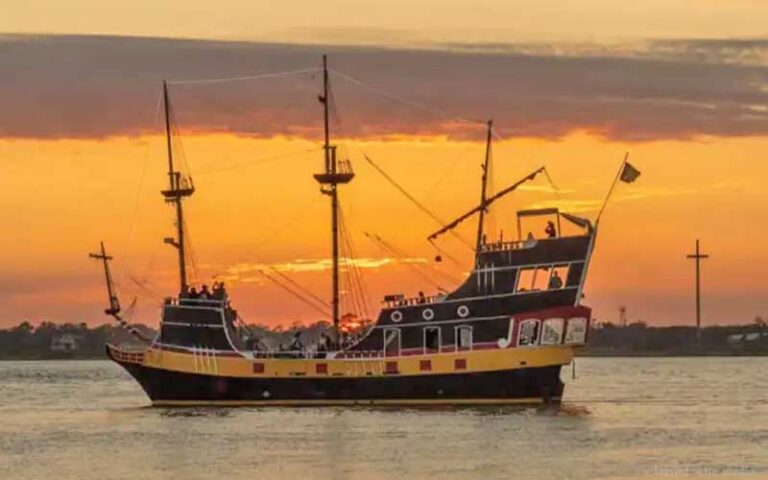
[390,310,403,323]
[422,308,435,321]
[457,305,470,318]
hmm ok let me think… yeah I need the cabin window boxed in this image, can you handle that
[456,326,472,351]
[564,317,588,344]
[548,264,569,289]
[517,319,540,346]
[423,327,441,353]
[541,318,565,345]
[383,328,401,357]
[515,266,552,292]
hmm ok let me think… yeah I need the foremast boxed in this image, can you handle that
[160,81,195,294]
[314,55,354,347]
[89,241,121,318]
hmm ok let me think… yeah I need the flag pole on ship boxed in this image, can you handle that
[596,152,641,225]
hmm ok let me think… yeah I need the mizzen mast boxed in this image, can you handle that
[160,81,195,294]
[314,55,354,347]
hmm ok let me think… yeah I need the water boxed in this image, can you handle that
[0,358,765,480]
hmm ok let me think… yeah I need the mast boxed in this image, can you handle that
[475,120,493,253]
[89,241,120,317]
[161,81,195,294]
[427,166,545,242]
[314,55,354,347]
[323,56,331,173]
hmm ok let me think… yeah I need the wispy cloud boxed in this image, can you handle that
[1,34,766,141]
[519,184,576,194]
[524,186,707,213]
[225,256,426,277]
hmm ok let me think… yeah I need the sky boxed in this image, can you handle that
[0,1,767,328]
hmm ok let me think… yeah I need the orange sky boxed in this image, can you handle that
[0,3,767,328]
[2,131,768,328]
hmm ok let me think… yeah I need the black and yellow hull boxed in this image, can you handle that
[107,344,573,407]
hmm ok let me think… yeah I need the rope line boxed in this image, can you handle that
[195,147,321,175]
[167,68,320,86]
[258,270,328,317]
[363,154,474,250]
[330,69,485,128]
[121,90,164,286]
[268,266,330,309]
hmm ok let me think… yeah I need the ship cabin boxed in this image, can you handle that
[345,208,594,357]
[153,294,245,356]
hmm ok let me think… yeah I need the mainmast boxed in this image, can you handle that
[161,81,195,294]
[475,120,493,253]
[314,55,354,347]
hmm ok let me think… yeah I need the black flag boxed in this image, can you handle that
[620,161,641,183]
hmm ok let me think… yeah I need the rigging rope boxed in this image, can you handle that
[167,68,320,86]
[329,69,485,128]
[258,270,328,317]
[364,233,447,291]
[268,266,330,309]
[363,155,474,250]
[181,215,201,287]
[121,90,164,286]
[338,206,372,321]
[195,147,322,176]
[427,239,466,269]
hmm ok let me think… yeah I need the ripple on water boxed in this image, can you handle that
[0,358,766,480]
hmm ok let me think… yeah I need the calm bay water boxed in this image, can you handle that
[0,358,766,480]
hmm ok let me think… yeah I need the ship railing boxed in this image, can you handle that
[165,296,228,308]
[382,294,445,308]
[107,344,145,364]
[478,239,527,253]
[248,349,383,360]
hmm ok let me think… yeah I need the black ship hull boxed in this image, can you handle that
[112,351,565,406]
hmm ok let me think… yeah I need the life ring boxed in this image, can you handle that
[422,308,435,321]
[390,310,403,323]
[457,305,470,318]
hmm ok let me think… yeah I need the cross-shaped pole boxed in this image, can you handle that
[686,239,709,350]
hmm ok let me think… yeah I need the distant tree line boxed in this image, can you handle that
[586,319,768,356]
[0,321,150,359]
[0,320,349,359]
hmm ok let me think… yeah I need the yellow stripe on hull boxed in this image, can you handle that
[116,346,574,378]
[131,345,575,379]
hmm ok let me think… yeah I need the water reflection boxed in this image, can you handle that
[1,358,766,480]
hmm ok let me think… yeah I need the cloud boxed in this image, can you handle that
[1,34,766,141]
[225,256,425,277]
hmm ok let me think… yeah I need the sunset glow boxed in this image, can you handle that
[1,3,766,329]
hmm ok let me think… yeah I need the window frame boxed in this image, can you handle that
[517,318,541,347]
[383,327,401,357]
[455,325,473,351]
[423,326,441,354]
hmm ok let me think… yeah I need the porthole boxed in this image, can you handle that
[457,305,470,318]
[422,308,435,321]
[390,310,403,323]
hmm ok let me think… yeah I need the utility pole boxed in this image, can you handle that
[686,239,709,350]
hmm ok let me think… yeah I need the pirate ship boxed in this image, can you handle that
[92,56,596,406]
